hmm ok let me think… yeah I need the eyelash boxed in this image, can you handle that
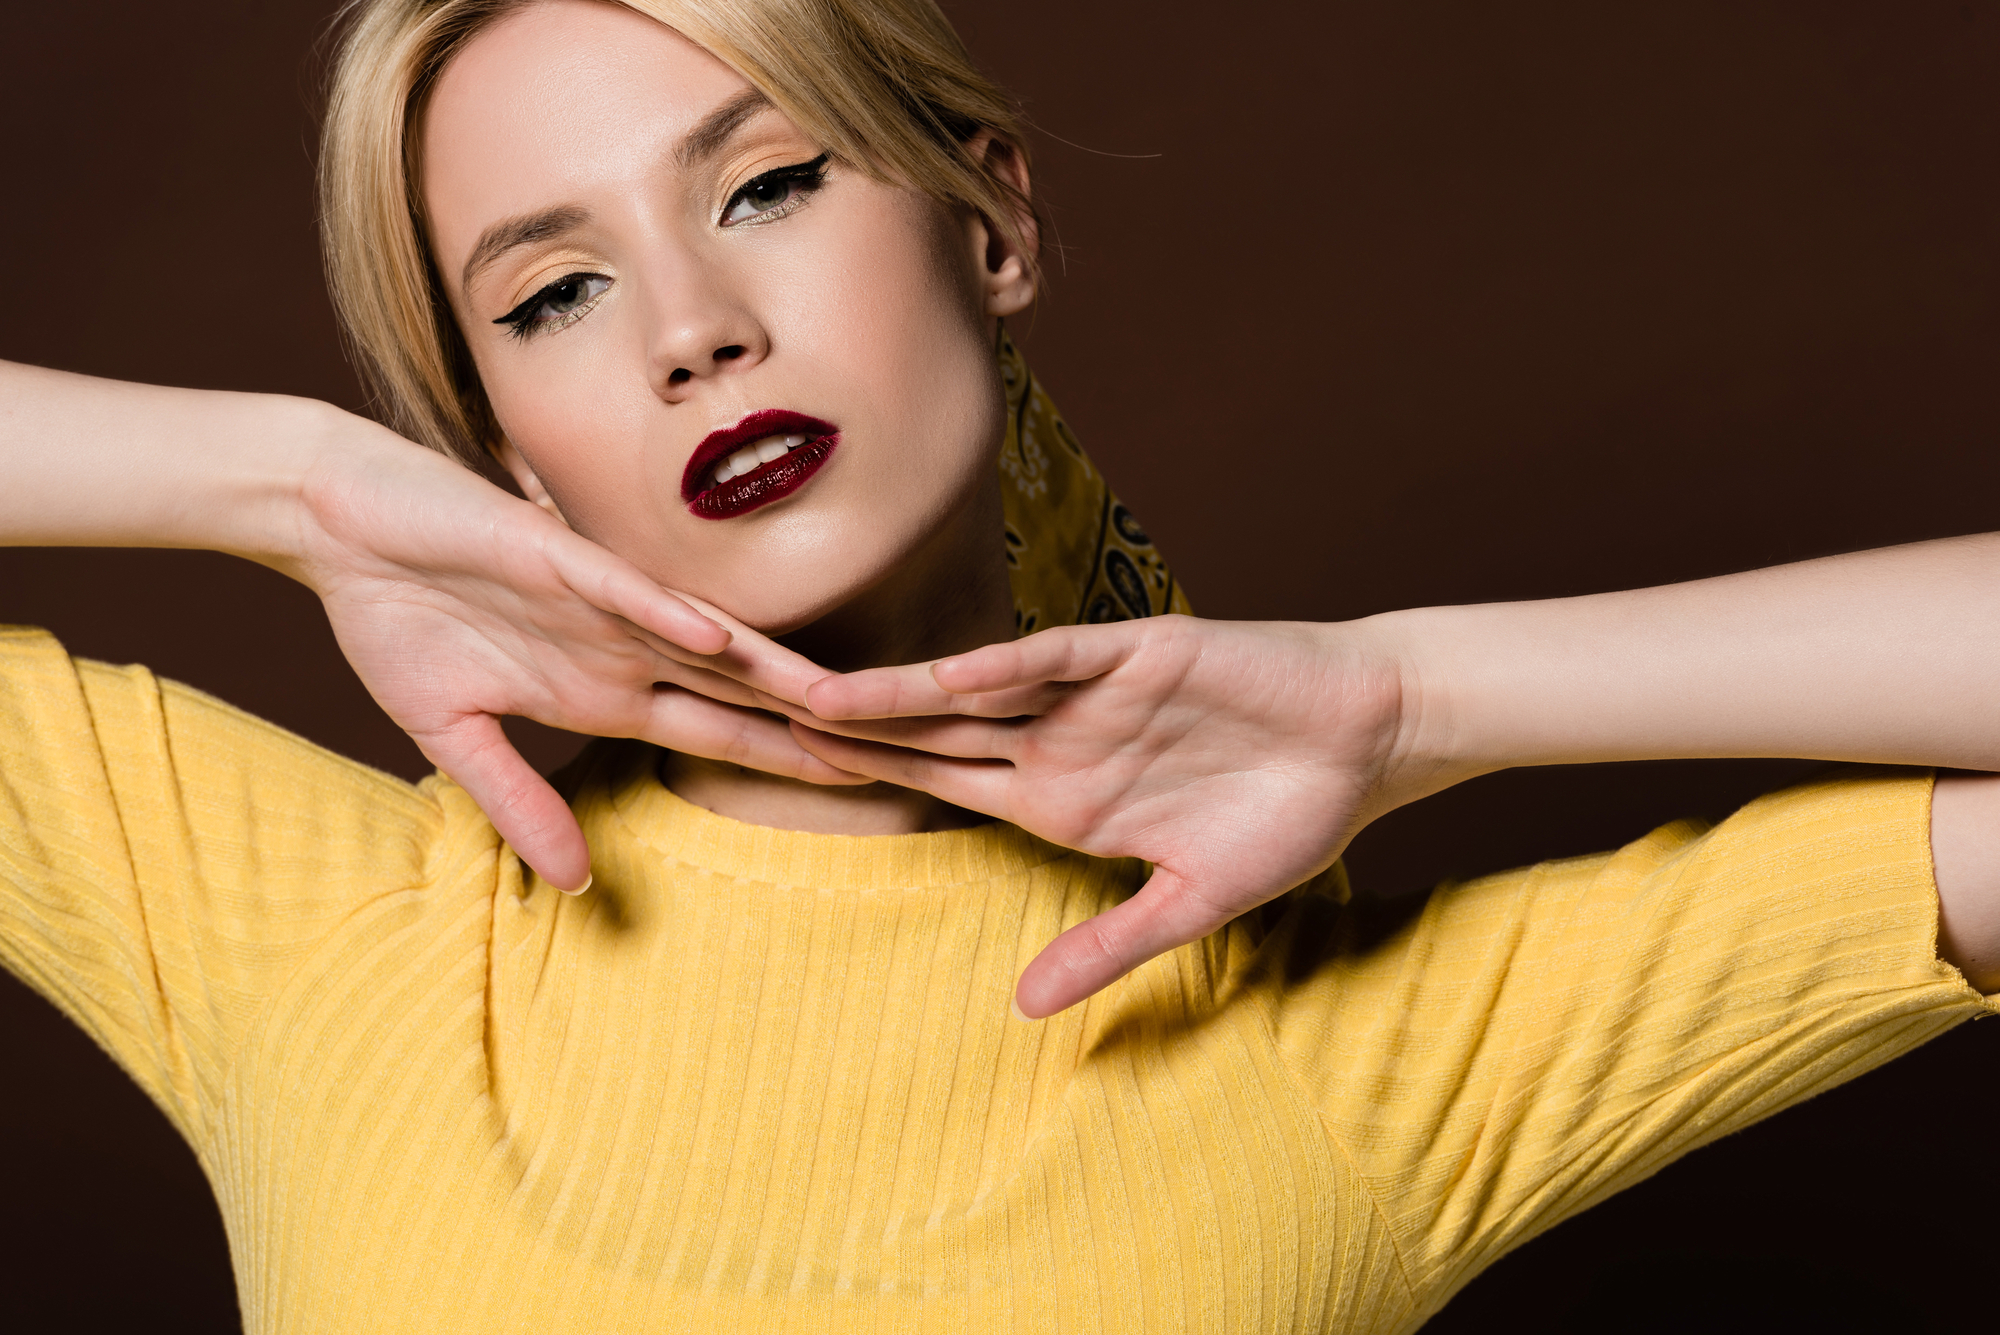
[719,154,830,227]
[489,156,829,343]
[494,273,611,342]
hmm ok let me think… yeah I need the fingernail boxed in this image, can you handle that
[561,872,593,897]
[1009,996,1033,1022]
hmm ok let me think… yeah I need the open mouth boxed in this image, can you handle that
[681,409,839,520]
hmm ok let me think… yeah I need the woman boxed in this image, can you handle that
[2,0,1995,1330]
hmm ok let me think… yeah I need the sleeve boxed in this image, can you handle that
[0,627,446,1152]
[1240,768,1997,1313]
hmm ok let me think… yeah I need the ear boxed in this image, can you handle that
[489,434,571,526]
[961,131,1039,320]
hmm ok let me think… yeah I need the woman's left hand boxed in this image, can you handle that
[785,616,1432,1018]
[791,534,2000,1017]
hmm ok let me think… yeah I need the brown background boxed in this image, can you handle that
[2,0,1997,1329]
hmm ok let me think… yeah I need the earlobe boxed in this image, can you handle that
[489,435,571,526]
[981,230,1036,319]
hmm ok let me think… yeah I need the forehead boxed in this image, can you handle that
[421,0,751,253]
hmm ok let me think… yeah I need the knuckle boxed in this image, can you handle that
[1072,915,1126,974]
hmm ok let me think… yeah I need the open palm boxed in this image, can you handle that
[287,429,856,890]
[789,616,1419,1016]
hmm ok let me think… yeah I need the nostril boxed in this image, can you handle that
[714,345,746,363]
[668,367,692,385]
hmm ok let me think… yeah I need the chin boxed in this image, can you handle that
[722,582,882,639]
[673,526,926,639]
[661,456,998,642]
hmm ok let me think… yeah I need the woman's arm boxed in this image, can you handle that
[792,536,2000,1012]
[0,359,324,555]
[1382,534,2000,779]
[1384,537,2000,995]
[0,359,853,888]
[1388,535,2000,995]
[1929,773,2000,990]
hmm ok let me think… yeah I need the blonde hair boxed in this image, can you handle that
[319,0,1035,465]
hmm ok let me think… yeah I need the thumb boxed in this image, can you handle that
[419,713,593,893]
[1013,866,1227,1019]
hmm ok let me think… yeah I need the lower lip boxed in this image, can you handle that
[686,434,838,520]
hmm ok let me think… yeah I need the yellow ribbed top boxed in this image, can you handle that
[0,626,1990,1333]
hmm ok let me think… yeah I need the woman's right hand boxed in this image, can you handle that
[277,408,861,891]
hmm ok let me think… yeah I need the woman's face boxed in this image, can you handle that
[421,0,1031,640]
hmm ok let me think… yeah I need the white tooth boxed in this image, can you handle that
[714,462,736,482]
[785,434,806,449]
[728,446,761,474]
[755,437,788,464]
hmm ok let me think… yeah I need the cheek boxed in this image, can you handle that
[458,184,1004,607]
[478,333,662,537]
[865,202,982,366]
[782,193,1000,476]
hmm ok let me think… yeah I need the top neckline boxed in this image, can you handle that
[589,742,1072,892]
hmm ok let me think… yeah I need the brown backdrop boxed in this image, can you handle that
[2,1,1996,1329]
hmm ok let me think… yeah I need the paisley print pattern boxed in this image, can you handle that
[995,328,1194,633]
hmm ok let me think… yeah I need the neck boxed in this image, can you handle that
[661,473,1016,836]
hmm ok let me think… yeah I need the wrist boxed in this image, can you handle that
[276,399,444,592]
[1343,606,1500,814]
[219,394,347,573]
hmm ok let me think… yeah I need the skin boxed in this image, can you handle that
[0,359,870,879]
[1,0,1995,1018]
[423,0,2000,1016]
[421,0,1034,835]
[793,544,2000,1011]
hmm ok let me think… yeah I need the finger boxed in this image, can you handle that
[420,712,593,892]
[938,680,1078,718]
[806,623,1141,720]
[742,687,1015,741]
[661,591,834,707]
[789,723,1016,813]
[646,655,771,710]
[1012,866,1227,1018]
[805,665,1074,721]
[549,532,731,656]
[779,711,1028,760]
[642,688,872,785]
[550,629,775,715]
[804,660,963,720]
[930,624,1141,696]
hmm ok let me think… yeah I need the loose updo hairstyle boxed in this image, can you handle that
[320,0,1037,466]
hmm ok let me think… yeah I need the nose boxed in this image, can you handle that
[642,254,769,403]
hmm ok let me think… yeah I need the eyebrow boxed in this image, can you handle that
[677,87,772,171]
[459,205,591,299]
[457,88,776,301]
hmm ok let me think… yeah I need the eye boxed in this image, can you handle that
[493,273,611,341]
[720,154,829,226]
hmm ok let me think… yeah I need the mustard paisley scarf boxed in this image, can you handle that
[996,330,1193,633]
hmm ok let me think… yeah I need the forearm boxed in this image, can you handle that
[1363,540,2000,990]
[0,359,343,565]
[1377,534,2000,780]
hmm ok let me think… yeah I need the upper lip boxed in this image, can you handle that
[680,409,838,502]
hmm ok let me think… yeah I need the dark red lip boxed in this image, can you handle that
[681,409,840,520]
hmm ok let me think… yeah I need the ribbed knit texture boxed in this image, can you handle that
[0,626,1991,1332]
